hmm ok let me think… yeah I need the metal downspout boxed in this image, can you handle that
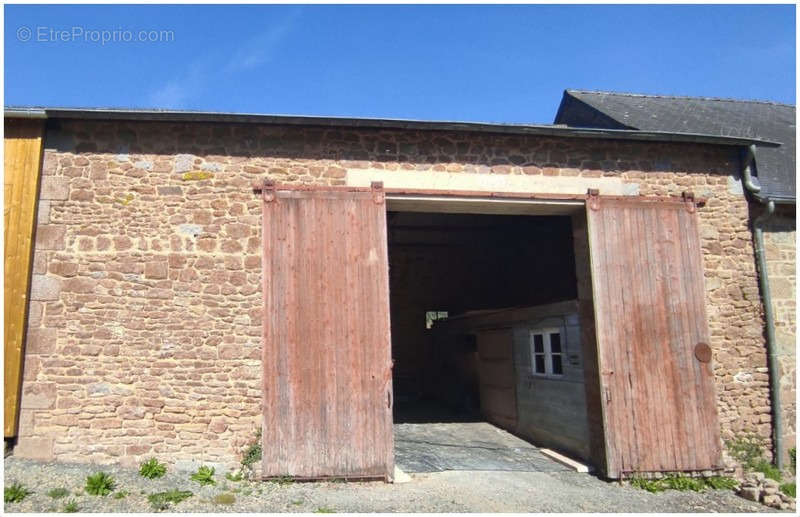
[742,144,783,470]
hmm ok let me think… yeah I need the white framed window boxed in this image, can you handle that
[425,311,448,329]
[530,328,564,377]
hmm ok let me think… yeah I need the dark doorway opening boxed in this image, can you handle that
[387,211,578,425]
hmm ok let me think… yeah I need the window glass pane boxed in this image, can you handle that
[550,332,561,353]
[425,311,448,329]
[534,355,546,374]
[533,334,544,353]
[552,355,563,375]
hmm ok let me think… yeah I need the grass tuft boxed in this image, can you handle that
[779,482,795,498]
[630,475,738,493]
[46,487,70,499]
[662,475,705,492]
[148,489,193,511]
[704,476,739,490]
[190,465,216,486]
[629,477,665,493]
[85,472,116,496]
[5,483,32,503]
[63,499,79,513]
[225,470,244,482]
[139,457,167,479]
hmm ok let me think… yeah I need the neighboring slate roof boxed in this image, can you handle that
[555,90,796,202]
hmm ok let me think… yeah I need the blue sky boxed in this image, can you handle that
[4,4,796,124]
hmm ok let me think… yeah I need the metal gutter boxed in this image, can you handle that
[4,108,46,119]
[742,145,762,193]
[4,106,781,148]
[742,149,783,471]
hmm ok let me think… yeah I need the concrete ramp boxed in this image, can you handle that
[394,422,570,473]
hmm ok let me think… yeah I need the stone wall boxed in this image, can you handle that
[15,119,774,471]
[762,209,796,464]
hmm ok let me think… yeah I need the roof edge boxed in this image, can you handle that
[565,89,796,109]
[4,106,782,147]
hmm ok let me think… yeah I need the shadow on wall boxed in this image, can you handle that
[44,119,737,177]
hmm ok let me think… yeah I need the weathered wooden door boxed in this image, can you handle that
[476,328,518,431]
[261,183,394,480]
[586,197,722,478]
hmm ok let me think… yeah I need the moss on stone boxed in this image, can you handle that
[182,171,214,181]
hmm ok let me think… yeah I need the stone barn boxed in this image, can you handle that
[3,98,795,480]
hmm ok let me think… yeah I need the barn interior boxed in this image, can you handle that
[387,209,578,411]
[386,208,593,471]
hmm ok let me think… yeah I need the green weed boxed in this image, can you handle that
[629,477,665,493]
[113,490,129,499]
[225,470,244,482]
[241,427,262,472]
[727,434,768,470]
[753,460,782,482]
[63,499,79,513]
[779,482,795,498]
[139,457,167,479]
[704,476,738,490]
[46,487,69,499]
[630,475,738,493]
[5,483,32,503]
[270,475,294,486]
[148,489,193,511]
[662,475,705,492]
[85,472,116,496]
[726,433,782,481]
[190,465,216,486]
[315,507,335,513]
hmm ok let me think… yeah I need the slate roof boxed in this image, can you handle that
[555,90,796,202]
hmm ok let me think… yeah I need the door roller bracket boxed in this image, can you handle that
[371,181,384,205]
[682,191,696,213]
[262,179,276,203]
[587,188,601,211]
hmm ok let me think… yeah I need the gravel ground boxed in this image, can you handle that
[4,456,780,513]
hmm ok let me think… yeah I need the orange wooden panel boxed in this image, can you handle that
[261,184,394,480]
[586,198,722,478]
[4,119,44,438]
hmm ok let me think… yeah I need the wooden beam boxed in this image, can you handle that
[4,118,44,438]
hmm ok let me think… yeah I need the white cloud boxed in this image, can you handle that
[145,8,302,109]
[225,8,302,73]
